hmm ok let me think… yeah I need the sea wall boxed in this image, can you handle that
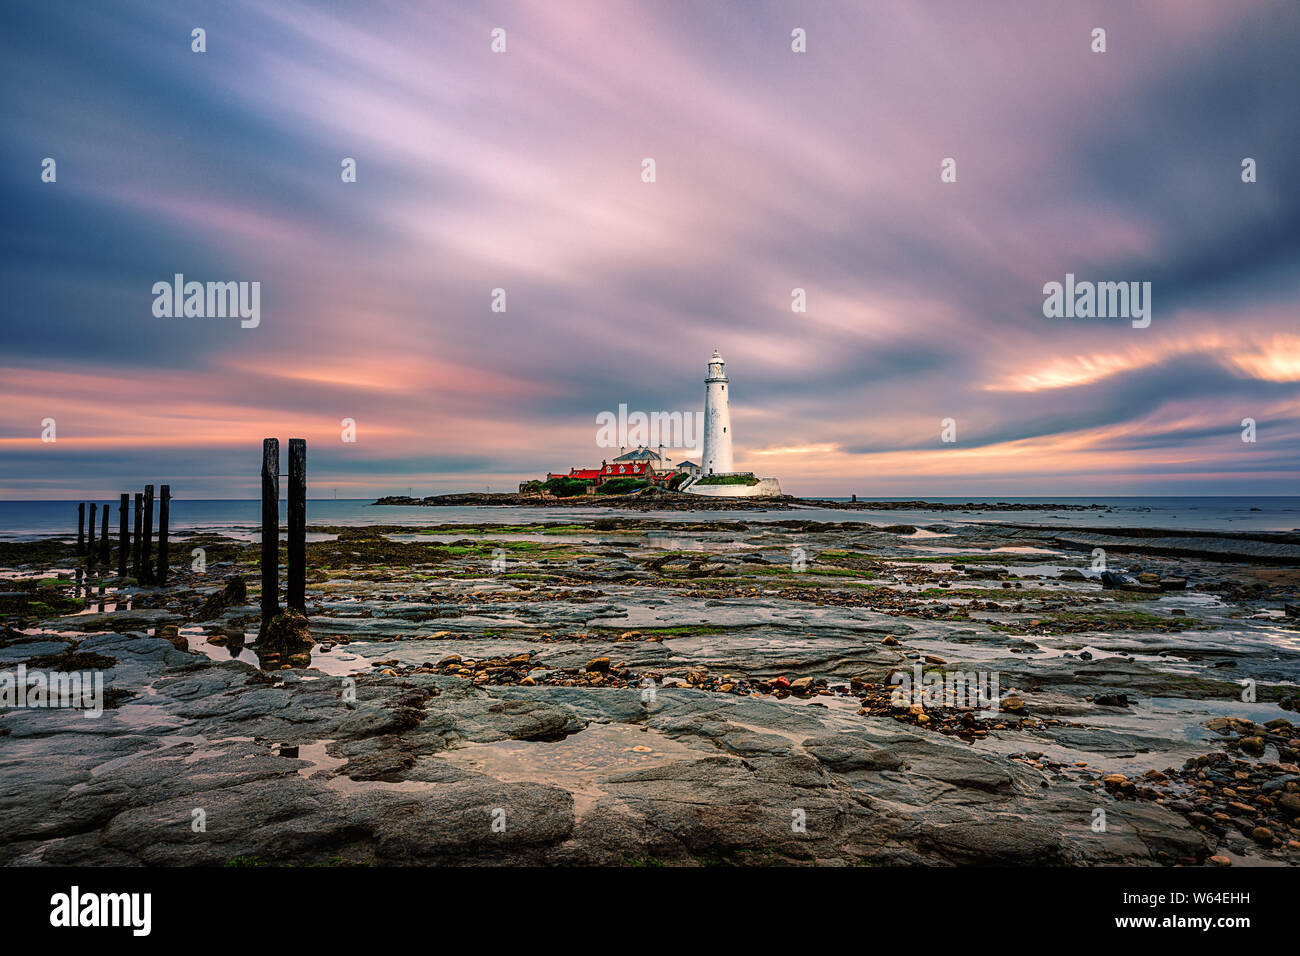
[687,477,783,497]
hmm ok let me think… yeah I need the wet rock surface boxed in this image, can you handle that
[1,513,1297,866]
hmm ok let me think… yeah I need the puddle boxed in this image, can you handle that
[180,625,368,677]
[434,723,713,816]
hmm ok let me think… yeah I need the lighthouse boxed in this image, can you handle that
[701,349,734,475]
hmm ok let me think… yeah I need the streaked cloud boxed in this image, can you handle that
[1,0,1296,497]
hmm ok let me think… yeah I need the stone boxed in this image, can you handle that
[157,624,187,652]
[196,575,248,620]
[1238,737,1266,757]
[789,677,815,695]
[255,609,313,669]
[1277,792,1300,816]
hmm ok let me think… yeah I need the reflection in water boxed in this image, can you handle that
[179,623,364,677]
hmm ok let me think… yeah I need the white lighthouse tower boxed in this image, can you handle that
[701,348,734,475]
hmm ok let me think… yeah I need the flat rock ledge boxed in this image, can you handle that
[0,629,1207,866]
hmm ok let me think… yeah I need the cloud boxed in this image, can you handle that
[0,0,1296,496]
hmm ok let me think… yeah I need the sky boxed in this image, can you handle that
[1,0,1297,499]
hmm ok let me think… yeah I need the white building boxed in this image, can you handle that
[611,445,675,474]
[686,349,783,497]
[701,349,734,475]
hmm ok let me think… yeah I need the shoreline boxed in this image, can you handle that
[2,512,1298,865]
[373,489,1116,512]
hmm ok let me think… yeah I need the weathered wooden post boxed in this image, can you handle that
[87,503,97,560]
[142,485,155,584]
[157,485,171,586]
[118,494,129,576]
[76,503,85,555]
[260,439,280,632]
[132,493,143,578]
[100,505,110,564]
[287,439,306,612]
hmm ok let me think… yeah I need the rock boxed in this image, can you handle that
[255,609,313,669]
[196,575,248,620]
[1250,826,1274,844]
[1093,694,1129,707]
[919,820,1065,865]
[157,624,187,652]
[585,657,611,673]
[999,695,1025,714]
[1238,737,1266,757]
[1277,792,1300,816]
[1209,855,1232,867]
[789,677,816,695]
[1206,716,1255,735]
[881,635,899,646]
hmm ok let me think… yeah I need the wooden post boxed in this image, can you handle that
[132,493,143,578]
[100,505,110,564]
[157,485,171,586]
[87,503,97,560]
[287,439,306,612]
[118,494,129,577]
[261,439,280,630]
[76,503,85,555]
[142,485,155,584]
[142,485,155,583]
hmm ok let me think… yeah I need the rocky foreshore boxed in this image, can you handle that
[373,489,1112,511]
[2,514,1298,866]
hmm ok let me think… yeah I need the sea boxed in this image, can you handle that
[1,497,1297,540]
